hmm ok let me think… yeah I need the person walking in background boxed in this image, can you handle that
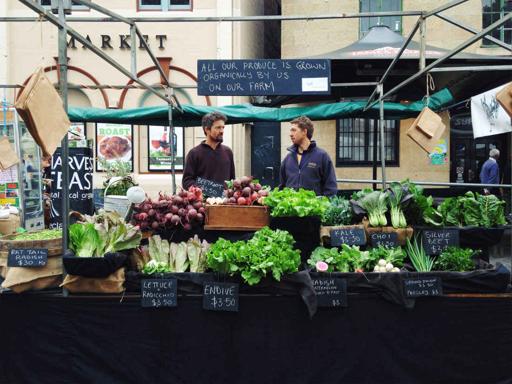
[480,148,500,196]
[279,116,337,197]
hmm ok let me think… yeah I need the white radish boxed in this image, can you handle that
[378,259,387,267]
[385,263,394,272]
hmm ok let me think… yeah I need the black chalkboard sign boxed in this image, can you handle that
[330,228,366,247]
[197,59,331,96]
[203,282,239,312]
[141,278,177,308]
[8,249,48,267]
[369,232,399,248]
[196,177,224,198]
[404,277,443,298]
[312,277,348,308]
[421,229,459,255]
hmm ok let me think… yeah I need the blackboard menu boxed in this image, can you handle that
[8,248,48,267]
[203,282,239,312]
[141,278,177,308]
[330,228,366,247]
[312,277,348,308]
[197,59,331,96]
[404,277,443,298]
[369,232,399,248]
[421,229,459,255]
[196,177,224,198]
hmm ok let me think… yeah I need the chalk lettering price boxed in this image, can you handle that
[370,232,398,248]
[203,282,239,312]
[196,177,224,198]
[312,277,348,308]
[8,248,48,267]
[330,228,366,247]
[141,278,177,308]
[422,229,459,255]
[404,277,443,298]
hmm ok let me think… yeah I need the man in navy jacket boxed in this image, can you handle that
[279,116,338,196]
[480,148,500,195]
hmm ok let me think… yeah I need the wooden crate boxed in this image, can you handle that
[205,205,270,231]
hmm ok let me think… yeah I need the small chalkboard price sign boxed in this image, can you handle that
[203,282,239,312]
[8,248,48,267]
[369,232,399,248]
[141,279,177,308]
[421,229,459,255]
[330,228,366,247]
[404,277,443,298]
[312,277,348,308]
[196,177,224,198]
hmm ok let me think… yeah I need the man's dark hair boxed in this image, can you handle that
[290,116,314,139]
[202,112,227,135]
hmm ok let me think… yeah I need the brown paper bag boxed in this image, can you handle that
[15,67,70,157]
[0,137,19,170]
[406,107,446,153]
[496,83,512,118]
[1,256,63,293]
[61,268,125,294]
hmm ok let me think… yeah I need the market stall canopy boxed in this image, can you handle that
[68,88,453,126]
[264,26,512,106]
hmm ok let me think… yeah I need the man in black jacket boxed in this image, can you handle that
[182,112,235,190]
[279,116,337,196]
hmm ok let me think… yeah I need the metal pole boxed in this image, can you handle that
[419,17,426,70]
[372,11,512,106]
[435,13,511,51]
[336,178,512,188]
[430,65,512,72]
[58,0,70,252]
[167,88,176,194]
[424,0,469,17]
[378,84,386,189]
[130,25,137,77]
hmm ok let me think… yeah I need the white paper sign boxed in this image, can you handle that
[302,77,328,92]
[471,84,512,138]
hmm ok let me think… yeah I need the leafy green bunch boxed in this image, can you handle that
[263,188,329,218]
[206,227,301,285]
[434,247,479,272]
[322,196,353,226]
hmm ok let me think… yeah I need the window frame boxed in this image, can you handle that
[335,118,400,167]
[359,0,403,38]
[137,0,193,12]
[481,0,512,47]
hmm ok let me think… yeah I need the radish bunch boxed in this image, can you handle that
[131,186,205,231]
[223,176,269,206]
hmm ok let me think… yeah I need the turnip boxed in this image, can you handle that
[385,263,394,272]
[233,191,241,199]
[258,190,269,197]
[228,197,237,204]
[254,183,262,191]
[242,187,252,197]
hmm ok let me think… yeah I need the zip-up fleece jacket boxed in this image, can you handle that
[279,141,338,197]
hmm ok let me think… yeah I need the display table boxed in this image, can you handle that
[0,291,511,384]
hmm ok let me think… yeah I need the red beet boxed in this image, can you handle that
[148,209,156,217]
[198,207,206,214]
[196,213,204,222]
[188,209,198,219]
[237,197,246,205]
[170,215,180,226]
[151,221,159,230]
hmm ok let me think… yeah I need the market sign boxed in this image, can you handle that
[421,229,459,255]
[404,277,443,298]
[95,123,133,172]
[203,282,239,312]
[148,126,184,172]
[196,177,224,198]
[141,278,177,308]
[330,228,366,247]
[369,232,398,248]
[8,248,48,267]
[312,277,347,308]
[197,59,331,96]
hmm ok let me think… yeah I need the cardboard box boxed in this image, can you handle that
[406,107,446,153]
[496,82,512,118]
[205,205,270,231]
[0,215,20,236]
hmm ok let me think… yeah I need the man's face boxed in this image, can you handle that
[289,124,307,146]
[206,119,225,143]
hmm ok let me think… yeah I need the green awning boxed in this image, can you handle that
[68,88,453,126]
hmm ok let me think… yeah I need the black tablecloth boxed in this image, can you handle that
[0,293,511,384]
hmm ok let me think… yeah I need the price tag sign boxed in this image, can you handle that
[312,277,348,308]
[8,248,48,267]
[196,177,224,198]
[369,232,399,248]
[404,277,443,298]
[203,282,239,312]
[422,229,459,255]
[141,279,177,308]
[330,228,366,247]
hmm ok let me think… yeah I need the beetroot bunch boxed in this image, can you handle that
[224,176,269,206]
[132,186,204,231]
